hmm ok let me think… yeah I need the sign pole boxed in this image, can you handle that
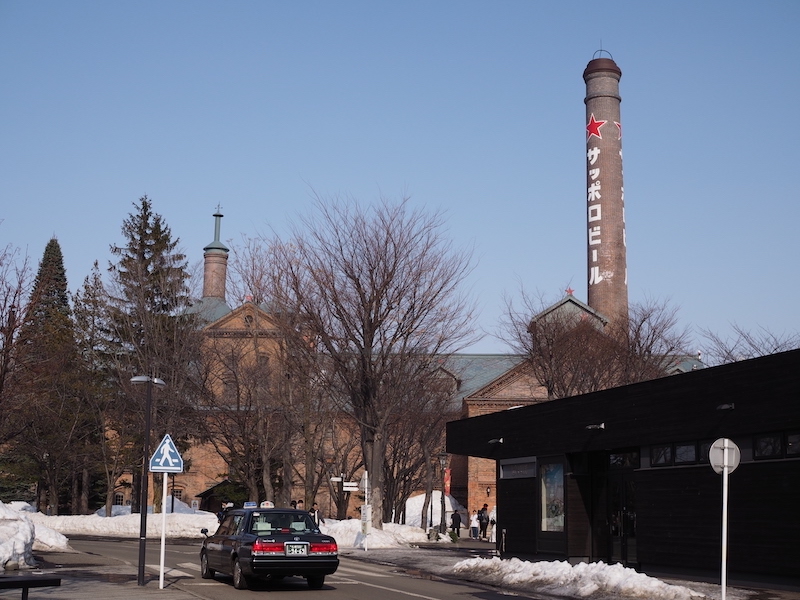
[147,433,184,590]
[362,471,369,552]
[709,437,740,600]
[720,440,730,600]
[159,473,168,589]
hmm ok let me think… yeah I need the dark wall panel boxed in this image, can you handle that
[636,468,721,570]
[635,461,800,576]
[498,478,537,555]
[567,453,593,558]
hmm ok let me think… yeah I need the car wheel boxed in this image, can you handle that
[232,559,249,590]
[307,574,325,589]
[200,552,215,579]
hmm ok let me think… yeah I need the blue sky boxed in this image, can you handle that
[2,1,798,353]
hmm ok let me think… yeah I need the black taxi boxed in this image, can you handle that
[200,508,339,590]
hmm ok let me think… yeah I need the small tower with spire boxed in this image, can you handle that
[202,210,229,301]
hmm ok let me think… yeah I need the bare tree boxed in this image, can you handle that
[611,297,693,384]
[270,194,478,527]
[197,324,284,503]
[502,290,691,399]
[700,323,800,366]
[383,366,453,524]
[0,241,30,445]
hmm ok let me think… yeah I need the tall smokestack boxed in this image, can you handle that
[202,211,229,300]
[583,54,628,324]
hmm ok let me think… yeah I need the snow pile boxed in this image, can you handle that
[322,518,432,549]
[403,490,467,529]
[95,495,199,517]
[453,557,706,600]
[320,491,465,549]
[0,501,42,569]
[27,508,219,538]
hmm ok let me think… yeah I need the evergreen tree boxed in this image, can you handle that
[11,238,90,514]
[73,262,132,516]
[106,196,202,513]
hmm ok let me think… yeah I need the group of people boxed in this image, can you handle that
[450,503,495,541]
[291,499,324,526]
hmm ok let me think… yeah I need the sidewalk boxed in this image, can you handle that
[341,538,800,600]
[0,549,201,599]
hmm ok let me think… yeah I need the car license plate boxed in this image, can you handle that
[285,543,307,556]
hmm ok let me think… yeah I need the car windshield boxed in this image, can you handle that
[250,512,316,535]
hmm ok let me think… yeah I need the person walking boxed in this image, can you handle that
[478,503,490,540]
[309,502,324,526]
[469,510,480,540]
[450,510,462,538]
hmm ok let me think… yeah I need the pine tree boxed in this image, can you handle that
[106,196,202,513]
[73,262,132,516]
[11,238,90,514]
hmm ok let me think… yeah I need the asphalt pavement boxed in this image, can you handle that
[2,537,798,600]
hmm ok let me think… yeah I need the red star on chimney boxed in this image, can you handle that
[586,114,606,140]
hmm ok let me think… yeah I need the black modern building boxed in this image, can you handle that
[446,349,800,579]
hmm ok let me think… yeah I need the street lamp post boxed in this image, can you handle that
[438,452,448,534]
[130,375,166,587]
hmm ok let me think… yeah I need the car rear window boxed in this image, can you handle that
[250,512,316,535]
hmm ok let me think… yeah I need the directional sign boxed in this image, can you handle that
[149,434,184,473]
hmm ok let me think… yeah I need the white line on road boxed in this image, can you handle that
[330,574,447,600]
[335,565,392,577]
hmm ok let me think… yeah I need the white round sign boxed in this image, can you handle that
[709,438,741,474]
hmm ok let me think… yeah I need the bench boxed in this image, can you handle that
[0,575,61,599]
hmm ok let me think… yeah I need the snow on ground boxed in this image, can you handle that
[0,496,741,600]
[453,556,706,600]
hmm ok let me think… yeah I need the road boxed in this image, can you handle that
[67,538,540,600]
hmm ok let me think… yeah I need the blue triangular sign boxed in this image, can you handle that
[149,434,184,473]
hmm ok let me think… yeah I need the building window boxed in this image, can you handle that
[609,450,639,469]
[539,462,564,532]
[754,433,783,459]
[699,441,713,463]
[172,489,183,501]
[113,493,124,506]
[674,443,697,464]
[651,444,673,466]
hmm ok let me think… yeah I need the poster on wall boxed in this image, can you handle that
[540,463,564,532]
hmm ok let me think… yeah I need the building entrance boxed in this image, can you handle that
[608,471,637,567]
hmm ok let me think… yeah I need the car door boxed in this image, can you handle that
[206,515,234,571]
[218,513,247,571]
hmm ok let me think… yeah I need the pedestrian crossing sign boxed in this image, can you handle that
[149,434,184,473]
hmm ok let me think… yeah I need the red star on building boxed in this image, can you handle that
[565,287,574,296]
[586,113,606,140]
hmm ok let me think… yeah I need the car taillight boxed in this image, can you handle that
[252,540,285,555]
[309,541,338,555]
